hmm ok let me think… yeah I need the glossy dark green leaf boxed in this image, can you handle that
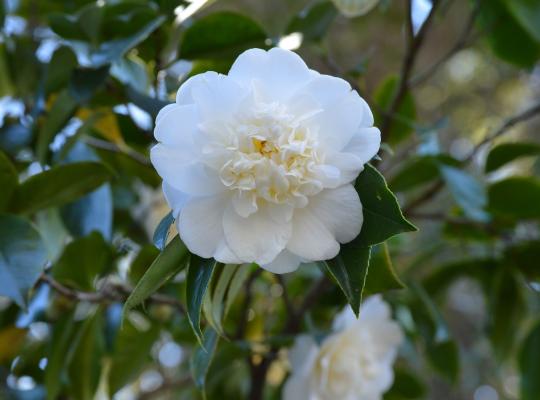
[122,236,189,318]
[67,313,104,400]
[69,65,110,101]
[440,166,489,222]
[364,243,405,295]
[485,142,540,173]
[10,162,113,215]
[37,90,78,163]
[384,368,426,400]
[286,1,337,41]
[59,143,113,240]
[187,256,218,343]
[203,264,238,336]
[125,85,171,119]
[153,211,174,251]
[489,268,524,359]
[355,164,417,246]
[179,12,267,60]
[519,320,540,400]
[374,75,416,145]
[503,0,540,42]
[426,340,459,383]
[389,154,460,192]
[128,244,160,286]
[108,316,161,395]
[504,240,540,280]
[52,232,112,291]
[488,177,540,219]
[0,150,17,212]
[478,0,540,68]
[0,214,47,308]
[323,245,371,316]
[44,46,78,95]
[191,327,219,392]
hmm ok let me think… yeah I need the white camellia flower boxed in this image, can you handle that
[151,48,380,273]
[283,295,403,400]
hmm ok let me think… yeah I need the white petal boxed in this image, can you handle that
[292,73,352,109]
[308,185,363,243]
[282,374,311,400]
[223,205,291,265]
[177,194,229,258]
[150,144,224,196]
[176,71,220,105]
[287,208,340,261]
[162,182,190,218]
[154,103,199,147]
[306,90,367,151]
[228,48,313,102]
[260,250,302,274]
[214,240,242,264]
[345,127,381,164]
[325,152,365,185]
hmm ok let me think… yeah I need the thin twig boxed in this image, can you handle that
[379,0,441,141]
[38,273,185,314]
[84,136,151,166]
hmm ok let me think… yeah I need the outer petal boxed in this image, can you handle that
[308,185,363,244]
[176,71,220,105]
[228,48,313,102]
[154,103,199,147]
[177,194,229,258]
[260,250,302,274]
[223,206,291,265]
[287,208,340,261]
[306,90,367,151]
[162,182,190,218]
[150,144,224,196]
[291,73,351,109]
[282,374,311,400]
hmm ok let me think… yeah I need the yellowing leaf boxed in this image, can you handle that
[0,327,27,363]
[77,108,125,146]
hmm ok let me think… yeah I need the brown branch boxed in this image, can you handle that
[379,0,441,141]
[38,273,185,314]
[84,136,151,166]
[403,99,540,212]
[410,1,480,87]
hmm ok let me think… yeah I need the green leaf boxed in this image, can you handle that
[322,245,371,316]
[488,177,540,219]
[153,211,174,251]
[426,340,460,383]
[0,150,17,212]
[224,263,253,316]
[355,164,417,246]
[67,313,104,400]
[384,368,426,400]
[485,142,540,173]
[519,320,540,400]
[286,1,337,41]
[108,315,161,395]
[128,244,160,286]
[203,264,237,336]
[364,243,405,295]
[440,166,489,222]
[187,256,219,343]
[489,268,524,360]
[10,162,113,215]
[191,327,219,393]
[0,214,47,308]
[37,90,78,163]
[503,0,540,42]
[374,75,416,145]
[389,154,459,192]
[45,46,78,95]
[52,232,112,291]
[122,236,189,317]
[478,0,540,68]
[179,12,267,60]
[69,65,110,102]
[505,240,540,280]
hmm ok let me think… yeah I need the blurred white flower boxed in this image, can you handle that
[283,296,403,400]
[331,0,379,17]
[151,48,380,273]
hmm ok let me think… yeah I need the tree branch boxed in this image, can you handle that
[380,0,440,141]
[38,273,186,314]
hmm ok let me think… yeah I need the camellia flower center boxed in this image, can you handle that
[217,103,328,211]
